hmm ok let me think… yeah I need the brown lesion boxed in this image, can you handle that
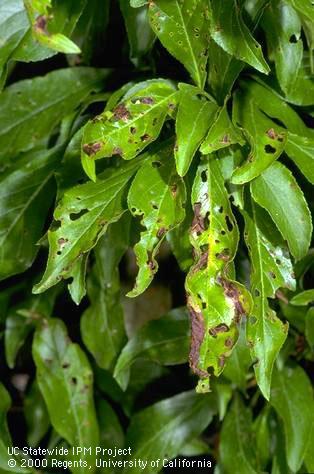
[188,303,208,378]
[217,276,246,322]
[112,103,132,122]
[34,15,48,34]
[82,142,102,156]
[209,323,229,337]
[191,202,209,235]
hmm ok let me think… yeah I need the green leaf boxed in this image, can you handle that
[81,217,129,370]
[24,381,49,447]
[67,253,89,305]
[270,364,314,472]
[231,91,287,184]
[33,157,147,295]
[124,390,217,473]
[242,197,295,399]
[210,0,270,74]
[200,106,244,155]
[97,398,124,452]
[114,307,190,390]
[305,307,314,350]
[175,83,218,176]
[185,158,252,391]
[239,79,312,137]
[0,67,108,162]
[81,79,178,180]
[130,0,147,7]
[285,133,314,184]
[304,419,314,473]
[5,291,56,369]
[250,161,312,260]
[0,383,30,473]
[223,323,251,390]
[291,289,314,305]
[220,395,258,474]
[24,0,85,54]
[127,143,186,296]
[0,0,53,89]
[33,318,99,470]
[207,41,244,105]
[262,1,303,97]
[0,146,61,281]
[119,1,155,64]
[254,408,271,469]
[71,0,110,64]
[148,0,210,89]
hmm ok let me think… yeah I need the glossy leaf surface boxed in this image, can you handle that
[148,0,210,88]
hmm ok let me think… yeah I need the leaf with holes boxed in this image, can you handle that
[81,217,129,370]
[33,157,148,295]
[231,91,287,184]
[175,83,218,176]
[81,79,178,180]
[242,197,295,399]
[148,0,210,89]
[33,318,99,470]
[262,1,303,97]
[210,0,270,74]
[200,106,244,154]
[185,158,252,392]
[127,141,186,297]
[251,161,312,260]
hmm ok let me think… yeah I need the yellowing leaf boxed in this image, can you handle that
[186,158,252,391]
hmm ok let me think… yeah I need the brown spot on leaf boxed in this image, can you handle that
[218,277,246,321]
[192,251,208,272]
[83,142,101,156]
[140,133,151,142]
[218,355,225,367]
[35,15,48,33]
[267,128,277,139]
[209,323,229,337]
[191,202,208,235]
[157,227,167,238]
[225,337,234,348]
[113,147,123,156]
[188,304,208,378]
[221,134,230,144]
[112,103,132,122]
[139,97,155,105]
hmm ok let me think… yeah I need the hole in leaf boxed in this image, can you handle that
[225,215,233,231]
[289,34,298,43]
[70,209,88,221]
[264,144,276,154]
[152,161,161,168]
[201,170,207,182]
[218,206,223,213]
[254,289,260,297]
